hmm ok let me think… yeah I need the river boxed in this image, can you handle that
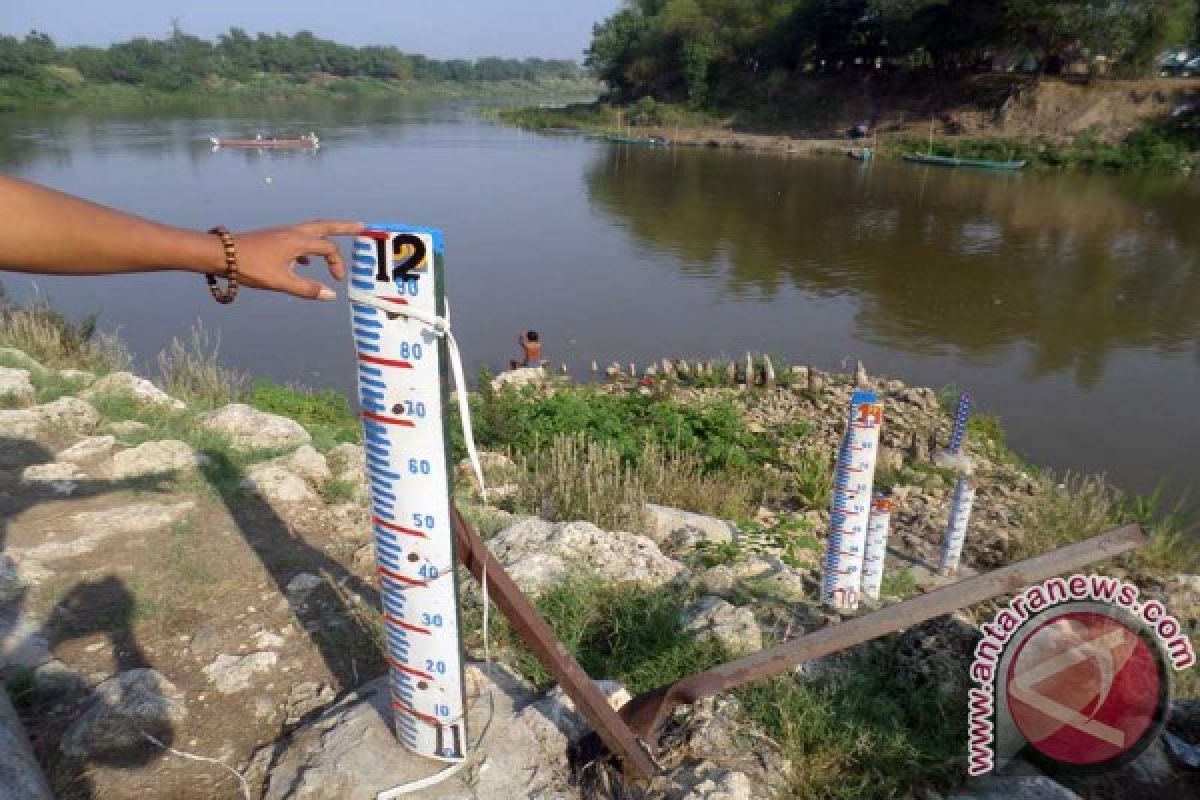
[1,101,1197,506]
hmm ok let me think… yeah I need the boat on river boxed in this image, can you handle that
[604,133,670,147]
[902,152,1025,170]
[210,133,320,150]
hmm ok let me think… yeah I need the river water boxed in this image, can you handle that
[1,102,1197,505]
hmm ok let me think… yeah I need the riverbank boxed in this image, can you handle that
[0,300,1196,799]
[0,73,601,113]
[499,75,1200,171]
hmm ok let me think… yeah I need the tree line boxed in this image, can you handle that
[586,1,1200,106]
[0,25,585,94]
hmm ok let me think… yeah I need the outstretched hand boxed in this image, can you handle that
[234,220,364,300]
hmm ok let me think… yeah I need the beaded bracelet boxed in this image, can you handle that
[205,226,239,304]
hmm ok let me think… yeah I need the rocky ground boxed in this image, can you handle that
[0,348,1196,799]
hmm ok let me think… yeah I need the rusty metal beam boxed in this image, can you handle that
[617,524,1147,742]
[449,505,660,779]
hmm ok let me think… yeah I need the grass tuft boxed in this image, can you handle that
[158,323,247,409]
[0,289,128,372]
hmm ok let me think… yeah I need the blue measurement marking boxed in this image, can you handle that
[353,315,384,330]
[948,391,971,454]
[362,387,385,401]
[353,328,381,341]
[354,241,373,252]
[383,594,406,618]
[366,443,389,459]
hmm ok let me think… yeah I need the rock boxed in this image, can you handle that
[893,612,979,700]
[83,371,185,410]
[57,368,95,386]
[672,765,754,800]
[0,367,35,406]
[284,681,337,725]
[455,450,517,485]
[286,573,323,594]
[197,403,311,451]
[202,652,278,694]
[855,361,869,388]
[240,464,321,511]
[325,443,365,479]
[60,669,187,759]
[11,501,196,565]
[33,659,87,695]
[20,462,85,495]
[108,419,148,435]
[518,679,630,751]
[1167,697,1200,744]
[489,366,547,392]
[262,664,573,800]
[878,446,906,472]
[0,554,20,606]
[0,396,99,439]
[488,518,686,595]
[268,445,331,487]
[55,435,116,464]
[0,682,55,800]
[644,504,737,550]
[727,556,809,603]
[947,775,1081,799]
[681,596,762,654]
[695,566,738,596]
[112,439,207,479]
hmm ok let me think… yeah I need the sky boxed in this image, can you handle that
[0,0,622,60]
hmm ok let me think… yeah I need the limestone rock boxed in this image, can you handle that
[0,396,99,439]
[893,612,980,700]
[671,764,754,800]
[13,501,197,565]
[56,435,116,465]
[112,439,207,479]
[262,664,573,800]
[286,573,323,594]
[0,367,35,406]
[203,652,278,694]
[108,419,148,435]
[267,445,331,487]
[948,776,1081,799]
[489,366,547,392]
[681,596,762,654]
[645,503,737,550]
[83,371,185,410]
[518,680,630,751]
[489,518,686,595]
[240,464,321,511]
[57,368,95,386]
[60,669,187,759]
[197,403,311,451]
[0,554,21,606]
[20,461,85,495]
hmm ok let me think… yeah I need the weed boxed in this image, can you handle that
[0,391,25,409]
[320,478,360,505]
[783,444,834,509]
[158,323,247,409]
[0,291,127,372]
[880,568,917,599]
[517,434,648,533]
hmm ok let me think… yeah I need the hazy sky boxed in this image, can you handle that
[0,1,622,60]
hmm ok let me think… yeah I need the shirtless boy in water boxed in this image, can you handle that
[510,330,543,369]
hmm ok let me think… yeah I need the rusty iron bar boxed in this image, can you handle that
[449,505,660,779]
[617,523,1147,743]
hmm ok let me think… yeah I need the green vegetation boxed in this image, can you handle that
[158,324,247,410]
[0,26,593,110]
[0,286,127,373]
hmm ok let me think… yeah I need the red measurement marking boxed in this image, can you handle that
[383,613,431,635]
[357,353,413,369]
[391,699,440,725]
[362,410,416,427]
[379,565,428,587]
[387,656,434,681]
[376,296,410,305]
[373,516,427,538]
[362,230,391,241]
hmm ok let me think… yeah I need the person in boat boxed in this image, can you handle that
[0,175,361,301]
[510,330,543,369]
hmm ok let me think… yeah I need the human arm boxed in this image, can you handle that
[0,176,362,300]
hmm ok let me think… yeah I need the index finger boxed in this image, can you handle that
[298,220,365,238]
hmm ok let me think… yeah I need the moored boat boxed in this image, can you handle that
[604,133,670,147]
[902,152,1025,170]
[210,133,320,150]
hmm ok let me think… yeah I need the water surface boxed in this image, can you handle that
[1,102,1197,505]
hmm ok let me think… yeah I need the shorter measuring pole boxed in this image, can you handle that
[938,390,976,577]
[821,390,884,611]
[860,493,893,601]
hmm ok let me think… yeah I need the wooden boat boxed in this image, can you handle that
[604,133,670,147]
[902,152,1025,170]
[847,147,873,161]
[210,133,320,150]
